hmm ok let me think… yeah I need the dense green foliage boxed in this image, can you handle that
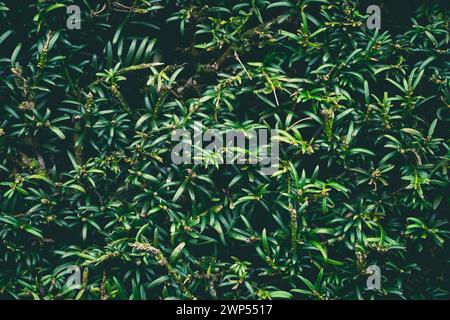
[0,0,449,300]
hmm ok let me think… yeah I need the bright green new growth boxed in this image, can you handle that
[0,0,449,300]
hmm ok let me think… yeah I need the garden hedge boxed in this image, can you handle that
[0,0,449,300]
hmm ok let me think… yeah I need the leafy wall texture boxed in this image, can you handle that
[0,0,449,300]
